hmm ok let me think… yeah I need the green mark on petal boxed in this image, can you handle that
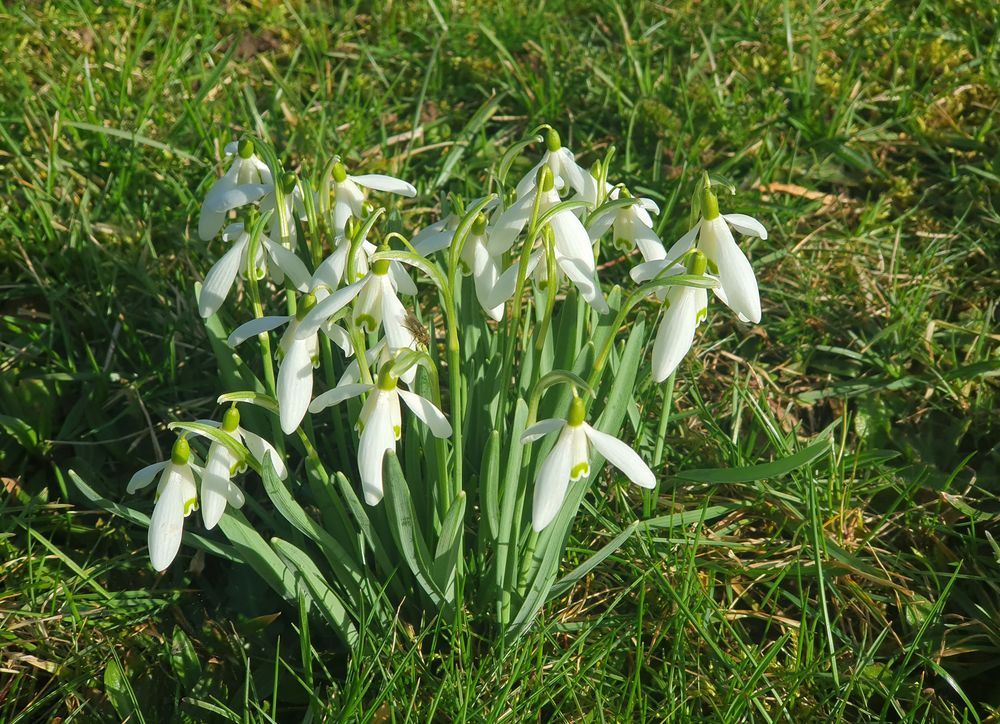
[356,313,376,330]
[570,461,590,480]
[183,497,199,516]
[393,425,401,440]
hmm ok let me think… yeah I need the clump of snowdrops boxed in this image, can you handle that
[88,125,768,645]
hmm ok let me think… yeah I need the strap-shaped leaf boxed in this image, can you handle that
[432,491,467,599]
[481,431,501,539]
[382,453,448,610]
[670,435,833,484]
[259,456,375,609]
[271,538,359,646]
[217,509,300,603]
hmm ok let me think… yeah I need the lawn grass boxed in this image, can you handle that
[2,0,998,720]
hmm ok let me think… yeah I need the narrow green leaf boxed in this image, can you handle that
[217,509,300,603]
[259,456,372,609]
[382,453,448,609]
[432,491,467,597]
[481,431,501,539]
[670,435,833,484]
[271,538,359,646]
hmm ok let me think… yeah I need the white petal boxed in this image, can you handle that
[357,393,395,505]
[127,461,168,494]
[552,211,608,313]
[277,339,315,434]
[724,213,768,240]
[207,183,272,213]
[568,425,591,481]
[555,148,596,201]
[390,262,418,296]
[240,429,288,480]
[262,237,311,292]
[705,218,761,324]
[380,280,415,352]
[587,209,616,243]
[148,466,188,571]
[514,156,546,199]
[520,418,566,443]
[322,322,354,355]
[227,316,291,348]
[531,428,573,532]
[471,243,505,321]
[198,208,228,242]
[297,278,366,339]
[308,383,372,413]
[663,220,703,267]
[583,424,656,489]
[223,141,239,155]
[484,252,542,309]
[632,224,667,263]
[413,220,453,255]
[333,198,354,237]
[397,389,452,438]
[639,197,661,216]
[200,445,235,530]
[631,259,669,284]
[350,173,416,197]
[199,238,248,318]
[487,192,535,254]
[651,286,705,382]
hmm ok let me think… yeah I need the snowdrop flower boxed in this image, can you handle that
[260,173,308,245]
[199,140,274,241]
[329,160,416,237]
[314,222,415,294]
[663,175,766,323]
[351,256,419,352]
[227,279,365,434]
[309,366,452,505]
[489,167,609,314]
[588,187,667,262]
[194,406,288,529]
[521,396,655,532]
[631,251,710,382]
[198,222,311,318]
[515,127,596,202]
[127,437,199,571]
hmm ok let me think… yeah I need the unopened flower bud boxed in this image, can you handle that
[222,406,241,433]
[332,161,348,184]
[545,127,561,153]
[171,437,191,465]
[537,165,555,193]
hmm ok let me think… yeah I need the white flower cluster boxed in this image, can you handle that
[128,128,766,569]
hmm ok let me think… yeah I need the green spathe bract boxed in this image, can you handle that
[101,123,795,651]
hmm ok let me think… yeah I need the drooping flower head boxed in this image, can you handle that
[663,174,766,324]
[127,437,199,571]
[521,396,655,532]
[309,363,452,505]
